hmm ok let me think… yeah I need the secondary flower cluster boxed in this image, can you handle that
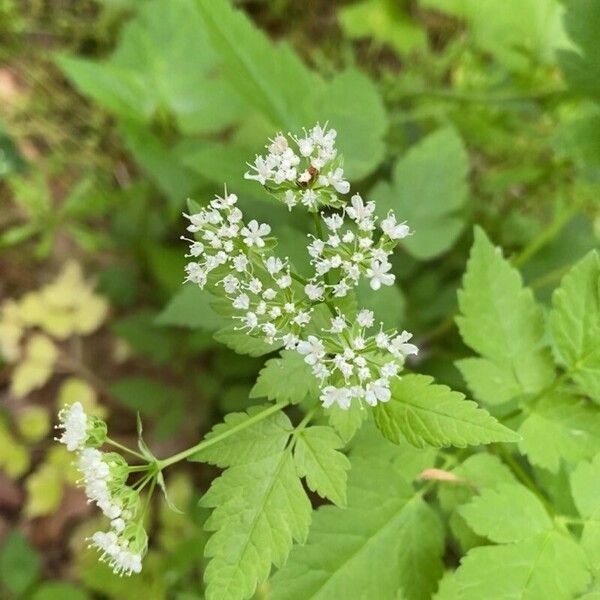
[56,403,147,576]
[306,194,410,297]
[183,123,419,411]
[297,310,418,408]
[183,192,312,347]
[244,124,350,211]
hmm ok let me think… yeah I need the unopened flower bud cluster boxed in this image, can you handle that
[183,124,419,411]
[244,124,350,211]
[56,403,146,576]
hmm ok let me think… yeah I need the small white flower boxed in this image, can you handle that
[284,190,298,210]
[232,254,249,272]
[364,379,391,406]
[302,189,318,209]
[323,213,344,231]
[263,288,277,300]
[357,309,374,328]
[366,260,395,290]
[248,278,263,294]
[244,156,273,185]
[243,312,258,329]
[294,311,311,326]
[241,220,271,247]
[233,294,250,310]
[308,239,325,258]
[297,335,325,365]
[305,283,324,300]
[319,168,350,194]
[282,333,299,349]
[222,275,239,294]
[329,316,346,333]
[346,194,374,222]
[390,331,419,357]
[57,402,88,452]
[184,263,206,286]
[277,274,292,289]
[381,362,399,378]
[265,256,284,274]
[381,213,410,240]
[320,386,352,409]
[376,331,390,349]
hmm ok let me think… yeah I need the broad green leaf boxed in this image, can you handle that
[550,251,600,402]
[457,227,554,397]
[250,351,319,405]
[436,532,590,600]
[201,450,311,600]
[270,456,444,600]
[156,285,224,331]
[293,426,350,507]
[422,0,568,72]
[558,0,600,102]
[459,483,552,543]
[455,357,522,406]
[195,0,316,130]
[56,55,153,120]
[189,405,292,468]
[339,0,427,56]
[571,454,600,573]
[213,325,282,357]
[518,393,600,472]
[327,400,368,443]
[374,374,519,448]
[371,127,468,259]
[438,454,517,552]
[312,69,388,180]
[0,531,40,596]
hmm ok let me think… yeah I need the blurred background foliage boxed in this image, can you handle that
[0,0,599,598]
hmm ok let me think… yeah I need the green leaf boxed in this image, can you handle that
[550,251,600,402]
[189,405,292,468]
[459,483,552,543]
[0,531,40,595]
[558,0,600,102]
[457,227,554,398]
[270,456,444,600]
[374,374,519,448]
[518,393,600,473]
[371,127,468,259]
[455,357,522,406]
[250,351,319,405]
[200,447,312,600]
[157,285,225,331]
[339,0,427,56]
[327,400,368,443]
[293,426,350,507]
[570,454,600,572]
[56,55,154,120]
[436,532,590,600]
[313,69,388,180]
[438,454,517,552]
[195,0,316,130]
[422,0,567,72]
[213,325,282,357]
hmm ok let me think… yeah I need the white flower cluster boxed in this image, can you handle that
[183,193,312,347]
[184,123,419,412]
[305,194,410,297]
[57,403,146,576]
[297,310,418,409]
[244,124,349,211]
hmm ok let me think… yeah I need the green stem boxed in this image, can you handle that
[128,465,152,473]
[396,87,565,104]
[106,437,146,461]
[158,400,289,469]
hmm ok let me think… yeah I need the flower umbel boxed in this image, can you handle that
[183,123,418,411]
[57,403,148,576]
